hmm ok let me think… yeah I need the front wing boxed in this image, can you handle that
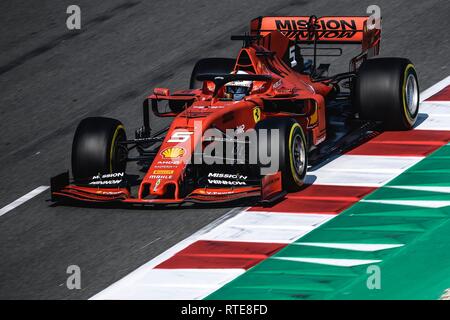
[50,171,285,206]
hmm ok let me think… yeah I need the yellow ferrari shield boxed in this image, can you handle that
[253,107,261,123]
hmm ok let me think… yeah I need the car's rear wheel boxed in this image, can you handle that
[255,118,308,192]
[354,57,419,130]
[72,117,127,181]
[189,58,236,89]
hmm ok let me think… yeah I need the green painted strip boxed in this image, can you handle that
[327,219,450,299]
[366,187,450,201]
[207,145,450,300]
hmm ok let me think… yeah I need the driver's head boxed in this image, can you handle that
[225,70,252,101]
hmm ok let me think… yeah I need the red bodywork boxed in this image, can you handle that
[52,16,381,205]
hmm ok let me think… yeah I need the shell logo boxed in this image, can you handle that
[161,147,185,159]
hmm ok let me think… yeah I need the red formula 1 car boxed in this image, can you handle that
[51,15,420,206]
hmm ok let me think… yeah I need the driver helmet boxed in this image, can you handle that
[225,70,253,101]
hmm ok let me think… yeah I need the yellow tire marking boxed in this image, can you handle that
[110,125,125,173]
[288,123,305,186]
[402,64,416,124]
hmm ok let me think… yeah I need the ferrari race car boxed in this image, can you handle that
[51,15,420,206]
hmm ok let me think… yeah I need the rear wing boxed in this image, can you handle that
[250,16,381,71]
[251,16,380,52]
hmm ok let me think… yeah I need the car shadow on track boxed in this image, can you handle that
[414,112,429,128]
[45,197,255,211]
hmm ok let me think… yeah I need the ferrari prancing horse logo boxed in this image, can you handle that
[253,107,261,123]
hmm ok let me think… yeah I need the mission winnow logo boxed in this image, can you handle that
[275,18,358,39]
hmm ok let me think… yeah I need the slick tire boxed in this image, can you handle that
[354,57,419,130]
[72,117,127,181]
[255,118,308,192]
[189,58,236,89]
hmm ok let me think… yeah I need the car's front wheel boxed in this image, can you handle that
[72,117,127,181]
[255,117,308,192]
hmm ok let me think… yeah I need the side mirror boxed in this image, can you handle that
[153,88,170,96]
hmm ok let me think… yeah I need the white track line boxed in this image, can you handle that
[273,257,382,267]
[420,76,450,101]
[387,186,450,193]
[305,155,422,187]
[199,212,334,243]
[294,242,404,252]
[92,269,245,300]
[0,186,49,217]
[417,100,450,131]
[362,199,450,208]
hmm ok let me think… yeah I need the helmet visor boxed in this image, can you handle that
[225,86,250,94]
